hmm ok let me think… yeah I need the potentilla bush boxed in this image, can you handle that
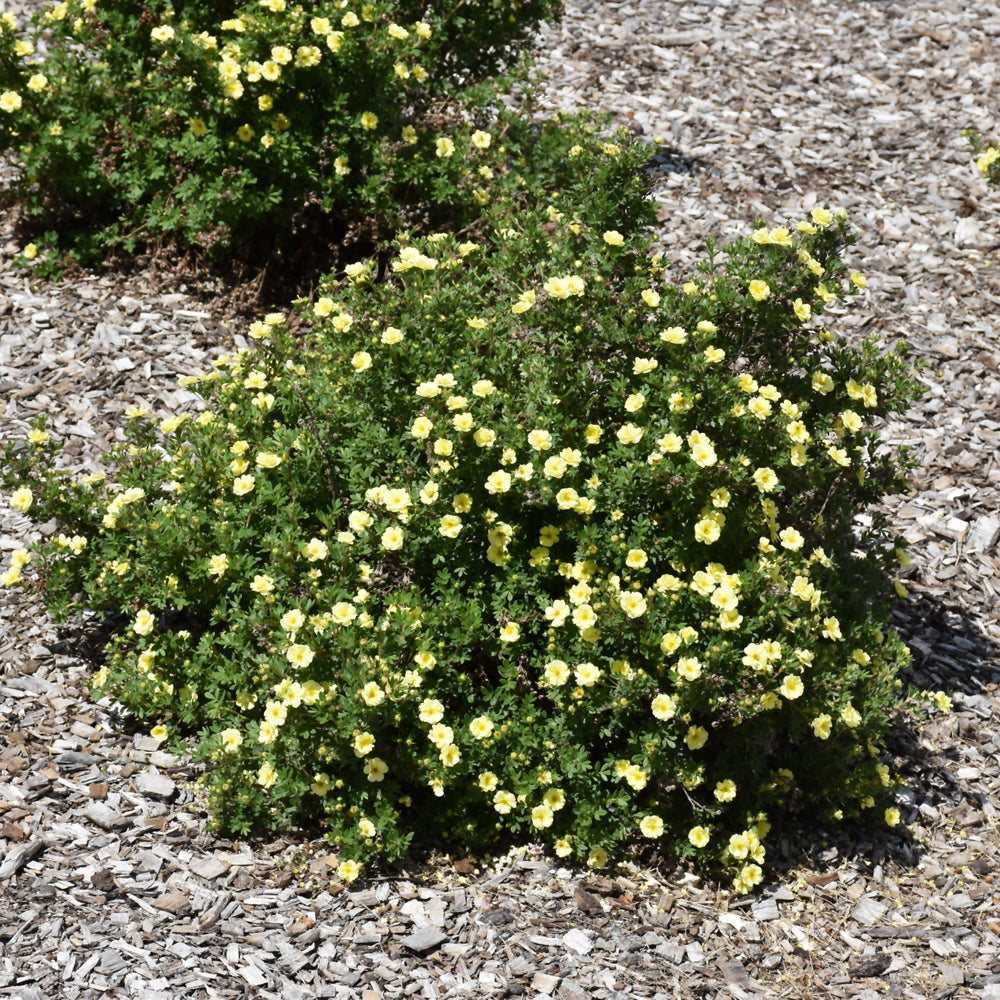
[965,129,1000,185]
[0,0,561,259]
[1,197,923,891]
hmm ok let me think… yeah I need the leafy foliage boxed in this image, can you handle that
[964,129,1000,185]
[0,0,561,260]
[2,157,924,888]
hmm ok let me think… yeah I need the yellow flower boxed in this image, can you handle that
[479,771,498,792]
[150,24,175,42]
[543,275,585,298]
[435,136,455,158]
[688,826,710,848]
[232,474,255,496]
[381,525,404,550]
[694,518,721,544]
[493,790,516,814]
[527,429,553,451]
[779,675,804,700]
[360,682,385,706]
[280,608,306,634]
[236,124,254,143]
[511,289,534,313]
[295,45,322,67]
[586,848,608,869]
[651,693,676,720]
[714,779,737,802]
[348,510,373,532]
[543,787,565,810]
[753,467,780,492]
[418,699,444,725]
[575,662,601,687]
[748,279,770,301]
[618,592,647,618]
[352,732,375,757]
[616,423,643,445]
[337,859,363,883]
[469,716,494,739]
[531,804,554,829]
[257,762,278,788]
[677,656,702,681]
[690,440,717,467]
[9,487,32,513]
[498,622,520,643]
[811,714,832,740]
[543,456,567,479]
[302,537,329,562]
[603,230,625,246]
[624,393,645,413]
[331,602,357,625]
[624,764,647,790]
[840,703,862,728]
[363,757,388,782]
[544,660,570,686]
[640,815,664,838]
[778,526,804,551]
[264,701,288,726]
[286,643,314,669]
[884,806,901,827]
[793,298,811,321]
[485,470,512,494]
[822,616,842,639]
[133,609,156,636]
[436,514,462,539]
[410,416,434,440]
[686,725,709,750]
[26,74,47,93]
[734,864,764,894]
[471,129,491,149]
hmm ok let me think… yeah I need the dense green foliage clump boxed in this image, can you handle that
[0,0,928,893]
[0,0,561,260]
[2,143,923,887]
[966,129,1000,185]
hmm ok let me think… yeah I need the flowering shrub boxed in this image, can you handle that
[965,129,1000,185]
[1,189,923,891]
[0,0,561,260]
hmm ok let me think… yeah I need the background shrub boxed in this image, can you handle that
[965,129,1000,185]
[2,145,923,888]
[0,0,561,263]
